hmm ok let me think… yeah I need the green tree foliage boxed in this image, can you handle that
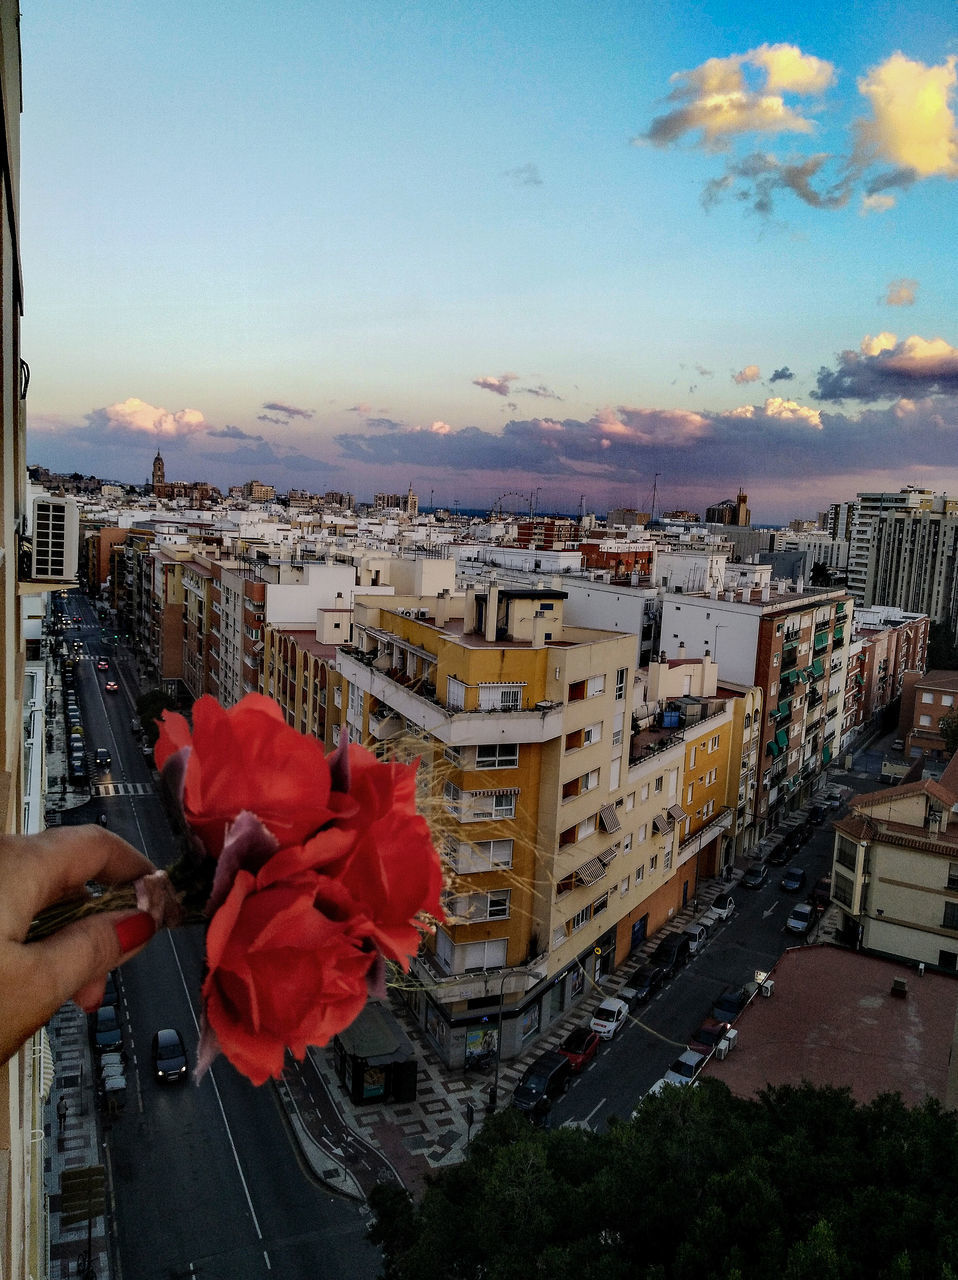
[925,622,958,671]
[939,711,958,757]
[135,687,178,744]
[370,1082,958,1280]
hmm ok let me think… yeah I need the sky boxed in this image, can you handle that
[20,1,958,523]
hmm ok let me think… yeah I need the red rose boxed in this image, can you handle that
[200,863,376,1085]
[155,694,336,856]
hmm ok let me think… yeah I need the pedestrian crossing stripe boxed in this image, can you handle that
[92,783,154,798]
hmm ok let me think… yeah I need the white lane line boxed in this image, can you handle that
[584,1097,606,1125]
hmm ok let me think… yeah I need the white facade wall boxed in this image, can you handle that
[659,596,761,685]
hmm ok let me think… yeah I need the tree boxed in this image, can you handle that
[370,1083,958,1280]
[940,711,958,757]
[926,622,958,671]
[809,561,831,587]
[135,687,178,744]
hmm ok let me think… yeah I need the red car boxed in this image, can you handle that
[688,1018,731,1059]
[557,1026,601,1073]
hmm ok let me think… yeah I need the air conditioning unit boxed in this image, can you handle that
[399,609,413,617]
[715,1041,729,1061]
[29,496,80,581]
[761,979,774,998]
[416,608,429,619]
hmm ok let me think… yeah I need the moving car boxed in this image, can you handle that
[786,903,816,936]
[590,997,630,1039]
[96,658,109,671]
[151,1028,188,1083]
[620,962,664,1006]
[780,865,807,893]
[650,931,692,976]
[742,862,768,890]
[511,1051,571,1120]
[105,680,119,693]
[557,1027,601,1073]
[94,748,111,770]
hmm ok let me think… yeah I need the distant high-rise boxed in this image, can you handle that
[705,489,750,526]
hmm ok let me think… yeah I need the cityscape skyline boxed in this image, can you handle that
[20,1,958,522]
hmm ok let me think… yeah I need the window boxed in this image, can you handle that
[609,757,621,790]
[641,783,649,802]
[592,892,608,916]
[649,855,658,872]
[476,743,519,769]
[943,694,955,708]
[578,814,597,840]
[455,938,508,973]
[620,876,630,895]
[922,691,934,703]
[943,902,958,931]
[709,735,720,751]
[948,864,958,891]
[637,823,647,843]
[451,890,511,921]
[635,864,644,882]
[487,890,511,919]
[626,792,635,811]
[570,906,590,932]
[664,846,672,871]
[706,768,717,785]
[686,784,694,805]
[623,833,633,852]
[654,776,663,793]
[552,926,567,949]
[919,715,932,727]
[478,683,523,711]
[455,839,514,872]
[690,746,697,769]
[583,722,602,746]
[582,768,600,792]
[491,793,516,819]
[587,674,606,697]
[615,667,627,700]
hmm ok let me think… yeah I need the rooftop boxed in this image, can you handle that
[702,946,958,1108]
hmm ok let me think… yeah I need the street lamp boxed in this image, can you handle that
[488,965,542,1110]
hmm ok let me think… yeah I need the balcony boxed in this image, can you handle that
[337,648,563,747]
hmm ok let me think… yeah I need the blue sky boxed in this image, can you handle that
[21,1,958,522]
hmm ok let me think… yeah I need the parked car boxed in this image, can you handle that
[688,1018,732,1058]
[683,922,710,954]
[94,747,111,770]
[151,1028,188,1083]
[651,932,692,976]
[808,803,827,825]
[810,876,832,910]
[590,997,630,1040]
[557,1027,601,1073]
[621,963,664,1006]
[661,1049,706,1087]
[742,862,769,890]
[708,893,735,921]
[91,1006,122,1055]
[786,902,816,936]
[511,1051,571,1120]
[767,839,791,866]
[99,972,119,1009]
[780,866,807,893]
[711,983,757,1023]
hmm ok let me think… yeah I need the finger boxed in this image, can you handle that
[0,827,155,928]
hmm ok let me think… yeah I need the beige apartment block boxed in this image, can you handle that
[337,582,715,1067]
[831,754,958,971]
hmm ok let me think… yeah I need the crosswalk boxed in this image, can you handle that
[92,782,155,798]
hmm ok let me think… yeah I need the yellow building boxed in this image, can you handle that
[337,582,709,1067]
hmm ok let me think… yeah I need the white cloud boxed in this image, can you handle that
[856,53,958,179]
[733,364,761,384]
[884,278,918,306]
[86,397,208,438]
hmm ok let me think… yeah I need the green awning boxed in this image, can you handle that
[776,728,789,750]
[855,673,865,686]
[833,625,844,641]
[814,632,829,651]
[810,657,825,679]
[823,744,832,764]
[767,739,780,758]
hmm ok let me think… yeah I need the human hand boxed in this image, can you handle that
[0,825,157,1066]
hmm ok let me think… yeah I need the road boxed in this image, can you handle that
[63,595,380,1280]
[547,819,837,1130]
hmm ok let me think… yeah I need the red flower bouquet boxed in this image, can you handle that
[149,694,444,1085]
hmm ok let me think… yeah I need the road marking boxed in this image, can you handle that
[763,902,781,919]
[584,1097,606,1125]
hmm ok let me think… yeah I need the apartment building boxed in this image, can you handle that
[869,495,958,633]
[846,488,934,605]
[898,669,958,761]
[0,7,55,1274]
[660,584,853,835]
[830,754,958,970]
[852,607,929,724]
[337,582,707,1067]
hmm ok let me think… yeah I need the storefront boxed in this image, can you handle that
[332,1002,418,1106]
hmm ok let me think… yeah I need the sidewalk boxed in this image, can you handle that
[274,868,741,1201]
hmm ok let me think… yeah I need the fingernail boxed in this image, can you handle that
[114,911,156,955]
